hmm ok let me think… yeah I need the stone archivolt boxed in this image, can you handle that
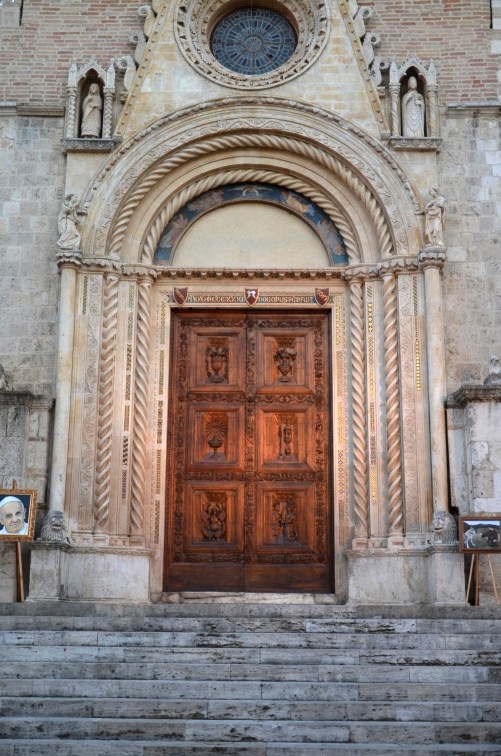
[81,99,422,267]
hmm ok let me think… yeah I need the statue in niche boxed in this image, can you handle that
[485,356,501,385]
[424,187,446,247]
[402,76,425,137]
[57,194,81,251]
[81,83,102,138]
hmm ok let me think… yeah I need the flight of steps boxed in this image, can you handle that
[0,600,500,755]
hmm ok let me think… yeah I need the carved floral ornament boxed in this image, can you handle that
[80,100,423,264]
[174,0,330,89]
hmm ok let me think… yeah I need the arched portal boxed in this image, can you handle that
[50,98,449,603]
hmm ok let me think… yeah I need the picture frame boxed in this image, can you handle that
[0,489,37,542]
[459,516,501,554]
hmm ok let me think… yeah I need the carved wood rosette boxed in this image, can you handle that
[164,311,333,592]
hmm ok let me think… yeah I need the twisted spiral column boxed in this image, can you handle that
[349,278,369,544]
[65,88,77,138]
[382,271,404,542]
[130,276,153,536]
[389,84,400,137]
[103,89,115,139]
[93,270,120,531]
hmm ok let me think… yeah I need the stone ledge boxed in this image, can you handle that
[388,137,442,151]
[0,391,54,409]
[29,542,153,557]
[446,102,501,118]
[446,384,501,408]
[61,137,122,153]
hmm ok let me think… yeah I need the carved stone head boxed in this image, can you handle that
[432,511,457,545]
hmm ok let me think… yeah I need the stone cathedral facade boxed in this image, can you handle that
[0,0,500,603]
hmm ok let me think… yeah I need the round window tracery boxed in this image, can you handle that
[175,0,330,90]
[211,8,296,76]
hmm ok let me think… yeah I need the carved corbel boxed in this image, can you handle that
[353,6,374,38]
[129,31,147,65]
[138,5,156,39]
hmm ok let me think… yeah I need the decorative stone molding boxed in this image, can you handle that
[61,138,121,153]
[174,0,330,90]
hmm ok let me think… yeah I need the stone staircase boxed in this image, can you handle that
[0,599,500,755]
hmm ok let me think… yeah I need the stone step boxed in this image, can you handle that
[0,660,497,683]
[1,741,500,755]
[1,717,501,745]
[1,600,499,619]
[3,625,501,646]
[2,696,500,723]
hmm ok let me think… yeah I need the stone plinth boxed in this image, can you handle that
[28,544,151,602]
[347,547,464,605]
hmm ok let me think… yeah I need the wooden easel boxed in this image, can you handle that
[3,480,25,602]
[465,553,500,606]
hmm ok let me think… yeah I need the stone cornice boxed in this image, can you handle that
[446,384,501,408]
[16,104,65,118]
[29,542,153,557]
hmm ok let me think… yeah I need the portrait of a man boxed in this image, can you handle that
[0,491,36,541]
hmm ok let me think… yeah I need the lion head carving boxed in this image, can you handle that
[432,511,457,545]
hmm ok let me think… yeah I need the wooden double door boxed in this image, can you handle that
[164,310,333,592]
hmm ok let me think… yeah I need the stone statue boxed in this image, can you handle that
[81,82,102,138]
[57,193,81,251]
[485,356,501,385]
[402,76,425,137]
[432,511,457,545]
[36,510,69,543]
[424,187,446,247]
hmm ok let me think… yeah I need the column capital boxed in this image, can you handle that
[122,264,158,282]
[418,247,447,270]
[56,248,83,269]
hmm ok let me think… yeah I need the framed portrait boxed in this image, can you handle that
[0,490,37,542]
[459,516,501,554]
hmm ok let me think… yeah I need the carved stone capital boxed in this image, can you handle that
[343,265,379,283]
[379,258,419,277]
[418,248,447,270]
[82,255,122,273]
[122,264,158,281]
[55,248,83,268]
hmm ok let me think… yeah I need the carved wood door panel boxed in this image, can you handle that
[164,311,333,592]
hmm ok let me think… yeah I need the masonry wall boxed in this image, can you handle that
[440,112,501,392]
[0,115,64,394]
[0,1,499,106]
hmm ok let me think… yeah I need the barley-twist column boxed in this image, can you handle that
[349,276,369,546]
[389,62,401,137]
[130,274,153,537]
[65,87,77,138]
[426,86,439,138]
[103,87,114,139]
[382,269,404,544]
[93,267,120,532]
